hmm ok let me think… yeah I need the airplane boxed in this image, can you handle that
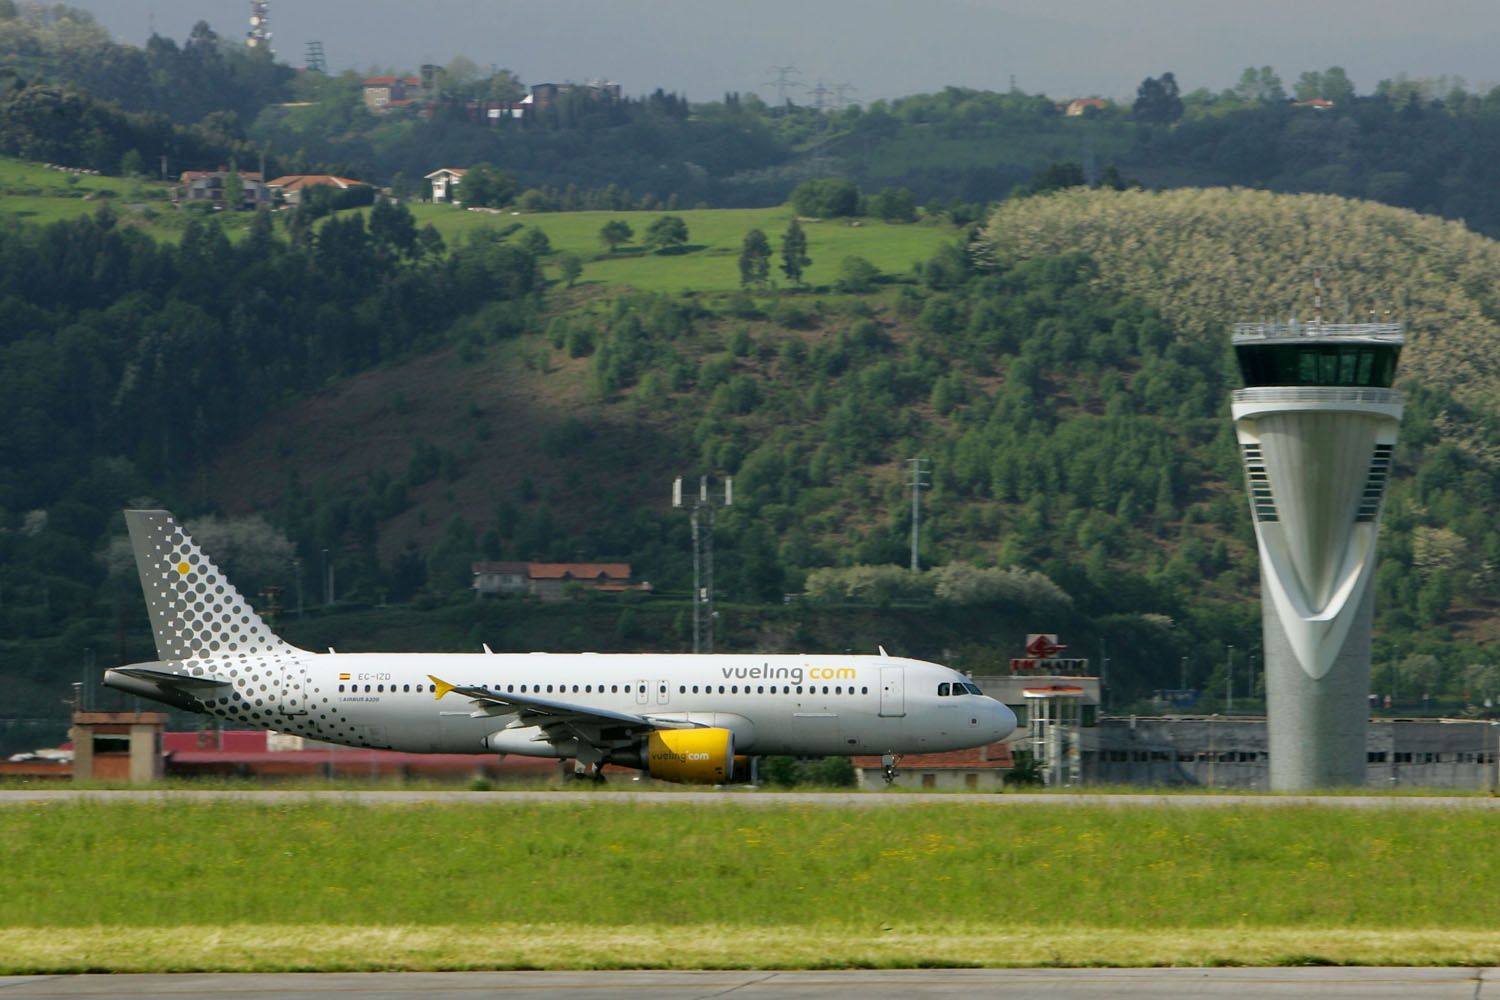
[104,510,1018,784]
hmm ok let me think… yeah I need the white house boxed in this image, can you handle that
[425,167,467,203]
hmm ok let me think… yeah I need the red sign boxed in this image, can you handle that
[1025,633,1067,658]
[1010,657,1090,676]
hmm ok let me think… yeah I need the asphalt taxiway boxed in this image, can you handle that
[2,969,1498,999]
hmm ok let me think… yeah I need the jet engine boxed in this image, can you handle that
[609,728,740,784]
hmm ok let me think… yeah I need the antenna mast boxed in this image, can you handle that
[246,1,271,51]
[908,458,930,571]
[673,476,733,653]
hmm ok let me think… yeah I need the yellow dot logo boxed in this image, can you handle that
[177,562,191,575]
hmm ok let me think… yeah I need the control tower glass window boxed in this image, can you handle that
[1235,343,1400,388]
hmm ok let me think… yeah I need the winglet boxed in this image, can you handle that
[482,643,494,655]
[878,645,890,658]
[428,675,457,700]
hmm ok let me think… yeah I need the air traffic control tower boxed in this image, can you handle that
[1230,321,1404,789]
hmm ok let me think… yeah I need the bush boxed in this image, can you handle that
[834,255,881,293]
[761,755,856,787]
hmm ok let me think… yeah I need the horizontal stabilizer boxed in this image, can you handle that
[110,665,233,691]
[103,664,232,711]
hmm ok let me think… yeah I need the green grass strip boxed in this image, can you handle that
[4,799,1498,971]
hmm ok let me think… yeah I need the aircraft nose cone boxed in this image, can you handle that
[990,698,1018,741]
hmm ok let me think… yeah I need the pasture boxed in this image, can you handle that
[0,157,177,231]
[407,204,959,293]
[1,796,1497,971]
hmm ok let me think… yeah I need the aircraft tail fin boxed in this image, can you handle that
[125,509,295,663]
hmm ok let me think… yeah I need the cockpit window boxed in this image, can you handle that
[963,682,983,695]
[938,682,951,696]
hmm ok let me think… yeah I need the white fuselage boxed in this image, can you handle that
[256,651,1015,757]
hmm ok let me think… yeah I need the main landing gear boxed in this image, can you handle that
[881,753,901,785]
[561,760,608,784]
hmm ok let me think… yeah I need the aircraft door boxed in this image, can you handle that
[278,657,309,716]
[635,680,649,706]
[879,666,905,718]
[657,679,670,705]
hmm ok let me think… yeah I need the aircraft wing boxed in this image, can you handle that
[428,675,699,749]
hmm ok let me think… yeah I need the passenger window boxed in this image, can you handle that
[939,683,951,696]
[679,685,686,694]
[732,685,738,694]
[547,684,554,693]
[612,685,619,693]
[758,686,764,694]
[835,686,842,695]
[862,687,868,694]
[338,684,344,692]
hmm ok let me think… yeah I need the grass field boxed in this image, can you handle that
[0,157,180,232]
[2,798,1498,971]
[407,204,959,293]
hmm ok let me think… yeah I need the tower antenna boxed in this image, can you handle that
[247,1,271,51]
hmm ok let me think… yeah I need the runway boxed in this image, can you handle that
[2,788,1499,808]
[1,969,1497,998]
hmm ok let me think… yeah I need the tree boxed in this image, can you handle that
[599,219,633,251]
[1234,66,1286,104]
[780,218,810,285]
[1295,66,1355,105]
[222,160,244,210]
[559,253,583,287]
[1133,72,1183,124]
[834,255,880,293]
[738,228,771,287]
[790,178,860,217]
[868,187,917,222]
[519,226,552,256]
[458,162,515,208]
[1021,161,1087,196]
[643,214,689,252]
[369,197,417,257]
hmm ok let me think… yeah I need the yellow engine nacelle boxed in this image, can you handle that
[645,728,735,784]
